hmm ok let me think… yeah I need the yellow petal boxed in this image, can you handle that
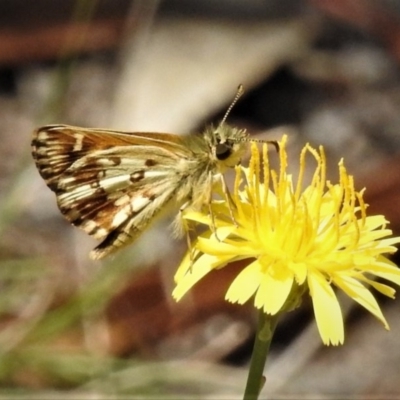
[308,272,344,345]
[255,266,294,314]
[362,260,400,285]
[334,274,389,329]
[182,210,212,224]
[197,237,255,257]
[358,275,396,299]
[226,260,262,304]
[289,261,308,284]
[173,254,216,301]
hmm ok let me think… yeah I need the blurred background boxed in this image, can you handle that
[1,0,400,398]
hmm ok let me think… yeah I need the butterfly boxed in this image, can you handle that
[31,85,274,259]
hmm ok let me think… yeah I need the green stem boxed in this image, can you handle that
[243,310,280,400]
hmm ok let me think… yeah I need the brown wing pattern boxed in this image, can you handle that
[31,125,192,259]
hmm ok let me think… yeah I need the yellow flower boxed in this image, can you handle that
[173,135,400,345]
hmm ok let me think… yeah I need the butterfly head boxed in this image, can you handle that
[202,84,248,168]
[205,123,249,169]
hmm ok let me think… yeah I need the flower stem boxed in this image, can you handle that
[243,310,280,400]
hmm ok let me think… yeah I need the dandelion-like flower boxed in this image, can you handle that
[173,135,400,345]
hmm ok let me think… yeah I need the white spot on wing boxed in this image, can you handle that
[96,159,113,167]
[82,220,108,238]
[143,170,170,178]
[36,147,50,156]
[73,133,84,151]
[111,194,152,228]
[99,175,131,192]
[37,131,49,141]
[111,209,129,228]
[58,184,97,201]
[131,195,151,212]
[114,194,130,207]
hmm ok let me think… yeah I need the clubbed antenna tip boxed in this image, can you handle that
[220,84,245,126]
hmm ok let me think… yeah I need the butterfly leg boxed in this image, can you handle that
[179,200,196,264]
[206,172,223,242]
[218,173,238,228]
[207,173,238,242]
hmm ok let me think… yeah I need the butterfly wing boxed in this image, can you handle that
[32,125,194,259]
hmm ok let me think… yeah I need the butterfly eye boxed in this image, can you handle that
[216,141,233,160]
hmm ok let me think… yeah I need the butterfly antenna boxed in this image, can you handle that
[251,138,280,153]
[220,85,280,154]
[219,84,244,126]
[237,135,280,153]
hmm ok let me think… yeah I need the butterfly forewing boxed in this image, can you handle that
[32,125,190,186]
